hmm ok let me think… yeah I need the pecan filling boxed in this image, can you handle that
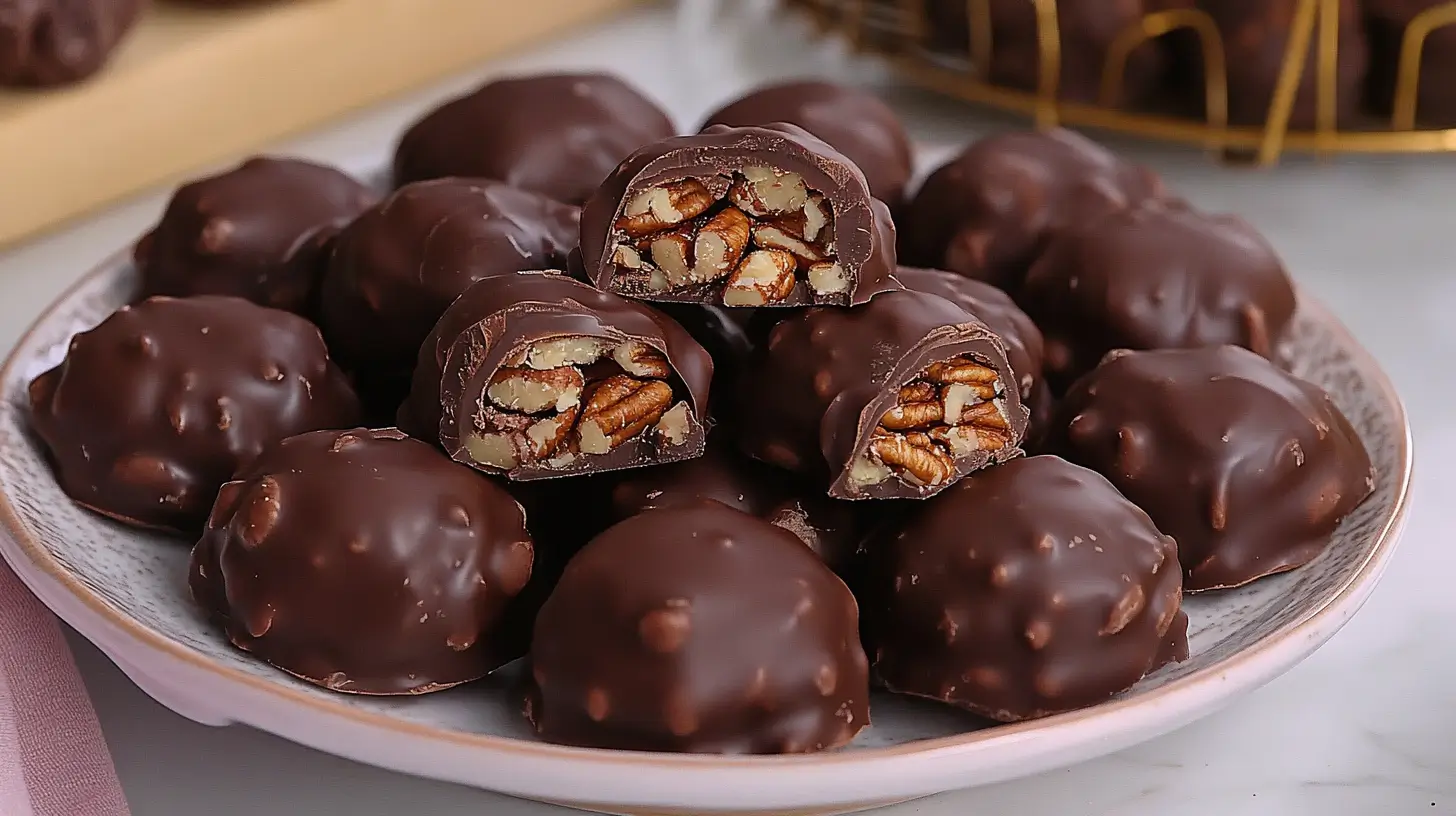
[849,356,1014,492]
[608,167,847,306]
[462,337,693,471]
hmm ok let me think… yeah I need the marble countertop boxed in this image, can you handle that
[2,3,1451,814]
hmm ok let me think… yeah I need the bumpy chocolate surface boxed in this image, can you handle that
[865,455,1188,722]
[317,178,580,413]
[0,0,143,86]
[580,123,901,308]
[1191,0,1367,128]
[1367,0,1456,126]
[398,272,712,480]
[701,80,914,210]
[1019,198,1297,391]
[27,296,361,533]
[393,73,675,205]
[1048,346,1375,592]
[605,441,863,574]
[188,427,535,695]
[899,129,1163,291]
[136,157,377,315]
[527,501,869,753]
[737,288,1028,500]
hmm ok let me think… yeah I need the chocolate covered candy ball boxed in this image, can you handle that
[0,0,143,86]
[527,501,869,753]
[1019,199,1297,391]
[1048,346,1375,591]
[865,455,1188,722]
[189,428,535,694]
[136,157,377,314]
[28,296,361,533]
[899,129,1164,291]
[701,80,914,210]
[318,178,580,414]
[393,73,675,205]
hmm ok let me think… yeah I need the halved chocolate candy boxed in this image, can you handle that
[398,272,712,479]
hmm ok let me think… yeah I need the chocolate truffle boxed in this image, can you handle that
[527,501,870,753]
[398,271,712,480]
[1191,0,1367,128]
[136,157,377,315]
[1048,346,1375,591]
[189,427,535,694]
[606,441,863,574]
[701,80,914,210]
[580,123,901,308]
[1019,198,1297,391]
[865,455,1188,722]
[0,0,143,87]
[317,178,580,413]
[28,296,361,533]
[1367,0,1456,126]
[737,288,1028,500]
[898,129,1163,291]
[392,73,675,205]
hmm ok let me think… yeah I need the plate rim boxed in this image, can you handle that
[0,252,1416,775]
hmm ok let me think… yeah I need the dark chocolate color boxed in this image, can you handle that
[398,271,712,480]
[393,73,675,205]
[1019,198,1297,392]
[1367,0,1456,126]
[899,129,1163,291]
[1048,346,1375,592]
[580,123,901,308]
[189,427,535,694]
[27,296,361,533]
[317,178,580,414]
[865,455,1188,722]
[136,157,377,315]
[0,0,143,86]
[701,80,914,210]
[736,288,1028,500]
[527,501,869,753]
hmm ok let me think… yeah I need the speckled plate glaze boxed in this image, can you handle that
[0,253,1412,816]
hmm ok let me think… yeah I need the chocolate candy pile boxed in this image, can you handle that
[28,73,1376,753]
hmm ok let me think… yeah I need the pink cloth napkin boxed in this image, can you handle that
[0,562,130,816]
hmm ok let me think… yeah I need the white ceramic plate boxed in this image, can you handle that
[0,253,1412,816]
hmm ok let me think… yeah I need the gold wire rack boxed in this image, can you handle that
[787,0,1456,164]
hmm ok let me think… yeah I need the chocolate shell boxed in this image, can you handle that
[736,288,1029,500]
[865,455,1188,722]
[397,272,712,480]
[580,123,901,308]
[27,296,361,533]
[0,0,143,86]
[526,500,870,753]
[189,427,535,694]
[1047,346,1376,591]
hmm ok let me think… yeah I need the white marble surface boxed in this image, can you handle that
[1,2,1452,813]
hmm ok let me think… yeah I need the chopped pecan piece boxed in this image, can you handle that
[617,180,716,237]
[723,249,798,306]
[577,375,674,455]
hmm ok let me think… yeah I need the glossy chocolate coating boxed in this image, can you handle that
[1367,0,1456,126]
[580,123,901,308]
[136,157,377,315]
[27,296,361,533]
[0,0,143,86]
[1191,0,1367,128]
[317,178,580,413]
[527,501,870,753]
[701,80,914,210]
[397,271,712,479]
[393,73,675,205]
[865,455,1188,722]
[606,441,863,575]
[899,129,1163,291]
[736,288,1028,500]
[188,427,535,694]
[1019,199,1297,392]
[1048,346,1375,591]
